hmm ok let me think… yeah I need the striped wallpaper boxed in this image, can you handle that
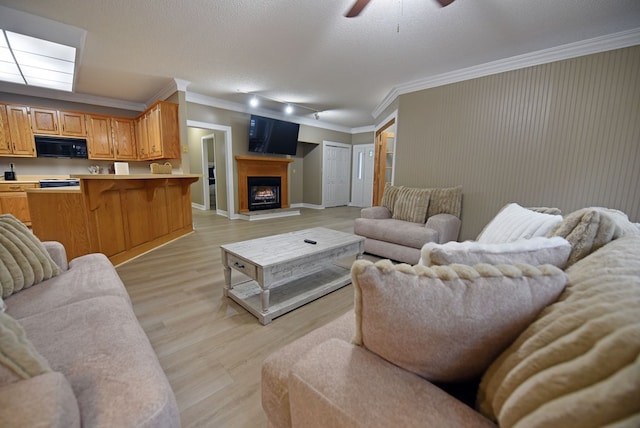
[396,45,640,240]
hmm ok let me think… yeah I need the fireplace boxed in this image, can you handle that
[248,176,281,211]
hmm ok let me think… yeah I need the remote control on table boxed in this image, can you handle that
[304,239,317,244]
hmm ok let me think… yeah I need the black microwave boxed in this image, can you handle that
[35,136,88,159]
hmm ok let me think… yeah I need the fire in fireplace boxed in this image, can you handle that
[248,176,281,211]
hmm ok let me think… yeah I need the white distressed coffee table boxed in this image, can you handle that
[220,227,365,324]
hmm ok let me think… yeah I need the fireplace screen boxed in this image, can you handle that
[248,176,281,211]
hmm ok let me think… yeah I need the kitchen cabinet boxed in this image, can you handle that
[112,118,137,160]
[86,115,113,159]
[31,108,86,137]
[135,113,150,160]
[59,111,86,136]
[0,182,38,226]
[0,105,10,155]
[31,108,59,135]
[87,115,137,160]
[145,101,180,160]
[3,104,35,157]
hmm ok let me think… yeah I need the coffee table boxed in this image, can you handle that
[220,227,365,324]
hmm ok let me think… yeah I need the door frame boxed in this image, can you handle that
[322,140,352,208]
[200,133,216,211]
[187,120,235,219]
[373,110,398,206]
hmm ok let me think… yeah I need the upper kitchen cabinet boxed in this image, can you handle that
[86,115,137,160]
[30,108,59,135]
[111,118,137,160]
[1,104,35,157]
[59,111,87,137]
[0,105,10,155]
[135,113,150,160]
[144,101,180,160]
[31,107,87,137]
[86,114,115,159]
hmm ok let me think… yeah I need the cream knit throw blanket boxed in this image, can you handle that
[477,233,640,427]
[0,215,60,298]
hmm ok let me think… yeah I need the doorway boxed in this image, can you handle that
[201,134,216,210]
[187,120,235,219]
[350,143,374,207]
[372,115,397,206]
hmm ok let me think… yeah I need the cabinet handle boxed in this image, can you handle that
[234,262,245,269]
[9,186,20,190]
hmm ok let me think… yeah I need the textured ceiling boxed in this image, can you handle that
[0,0,639,130]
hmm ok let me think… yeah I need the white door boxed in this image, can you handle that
[351,143,374,207]
[323,141,351,208]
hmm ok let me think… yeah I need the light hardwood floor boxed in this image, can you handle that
[115,206,370,428]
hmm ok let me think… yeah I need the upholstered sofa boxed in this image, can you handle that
[354,185,462,264]
[262,205,640,428]
[0,215,179,427]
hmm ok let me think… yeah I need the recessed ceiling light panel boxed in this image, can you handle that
[0,29,76,91]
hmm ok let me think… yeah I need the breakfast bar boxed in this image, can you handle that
[27,174,200,265]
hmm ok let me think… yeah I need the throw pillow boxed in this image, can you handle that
[380,184,403,213]
[477,233,640,428]
[427,185,463,218]
[351,259,567,382]
[547,206,640,267]
[391,187,430,223]
[420,236,571,268]
[0,214,61,298]
[0,311,51,385]
[476,203,563,244]
[527,207,562,215]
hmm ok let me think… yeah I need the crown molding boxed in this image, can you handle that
[373,28,640,120]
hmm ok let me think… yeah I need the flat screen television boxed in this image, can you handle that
[248,115,300,155]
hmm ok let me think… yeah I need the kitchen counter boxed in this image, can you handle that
[28,174,201,265]
[26,186,81,193]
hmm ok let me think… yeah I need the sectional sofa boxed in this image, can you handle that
[262,205,640,427]
[0,214,179,427]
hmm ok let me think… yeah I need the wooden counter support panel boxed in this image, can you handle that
[27,174,199,265]
[235,156,293,213]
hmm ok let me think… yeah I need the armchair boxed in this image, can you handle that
[354,185,462,264]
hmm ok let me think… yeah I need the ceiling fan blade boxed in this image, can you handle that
[345,0,371,17]
[435,0,455,6]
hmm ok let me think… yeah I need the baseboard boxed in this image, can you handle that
[192,202,206,211]
[291,203,324,210]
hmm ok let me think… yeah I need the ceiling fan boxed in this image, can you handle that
[345,0,455,18]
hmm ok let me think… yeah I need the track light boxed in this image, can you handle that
[245,92,322,119]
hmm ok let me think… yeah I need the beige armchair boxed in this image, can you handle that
[354,185,462,264]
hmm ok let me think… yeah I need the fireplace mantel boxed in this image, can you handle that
[236,156,294,213]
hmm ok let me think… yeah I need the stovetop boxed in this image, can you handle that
[38,179,80,188]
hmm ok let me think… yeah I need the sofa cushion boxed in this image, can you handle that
[5,253,131,320]
[380,184,403,213]
[262,311,355,428]
[392,187,430,223]
[477,203,563,244]
[352,259,567,382]
[427,185,463,218]
[288,338,497,428]
[18,296,179,427]
[547,206,640,267]
[354,218,438,249]
[0,311,50,385]
[478,233,640,427]
[0,214,60,298]
[420,236,571,268]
